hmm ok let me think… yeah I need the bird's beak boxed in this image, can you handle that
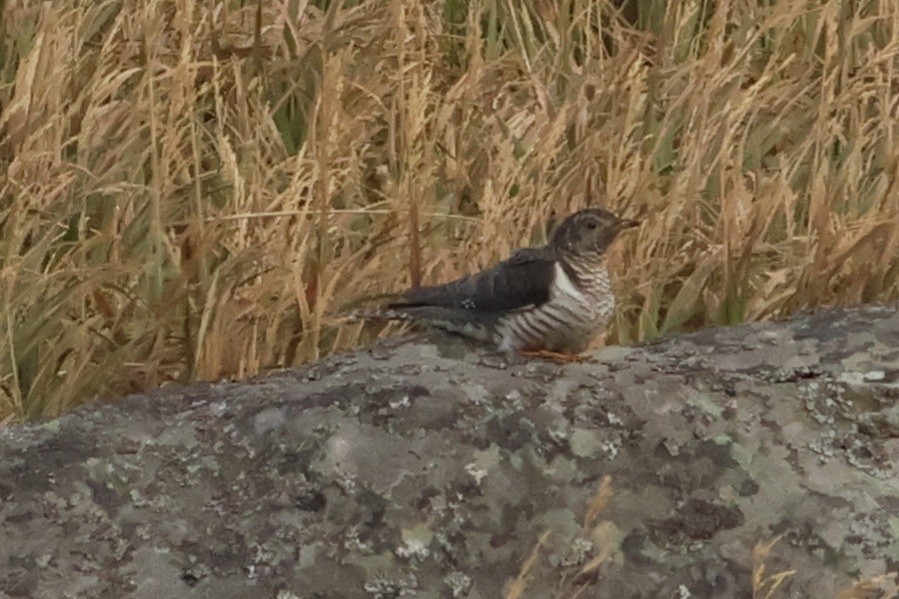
[618,218,640,230]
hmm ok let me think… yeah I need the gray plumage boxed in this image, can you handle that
[367,208,638,354]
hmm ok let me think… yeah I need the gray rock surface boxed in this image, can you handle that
[2,305,899,598]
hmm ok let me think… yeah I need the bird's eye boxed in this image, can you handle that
[586,221,598,230]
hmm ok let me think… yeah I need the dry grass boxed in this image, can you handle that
[836,574,899,599]
[752,535,796,599]
[504,476,618,599]
[1,0,898,420]
[506,479,897,598]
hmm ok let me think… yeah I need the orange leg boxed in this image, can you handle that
[519,349,588,363]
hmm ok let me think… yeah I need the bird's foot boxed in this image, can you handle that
[519,349,588,363]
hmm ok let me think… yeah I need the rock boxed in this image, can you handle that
[1,305,898,598]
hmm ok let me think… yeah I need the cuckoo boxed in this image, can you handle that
[357,208,638,359]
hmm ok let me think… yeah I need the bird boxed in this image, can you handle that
[354,208,639,360]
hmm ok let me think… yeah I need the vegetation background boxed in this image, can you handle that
[1,0,897,421]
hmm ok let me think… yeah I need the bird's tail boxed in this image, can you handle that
[335,291,404,313]
[338,308,418,324]
[360,306,499,343]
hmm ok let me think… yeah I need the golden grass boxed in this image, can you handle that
[752,535,796,599]
[1,0,898,420]
[836,574,899,599]
[507,479,896,598]
[504,476,617,599]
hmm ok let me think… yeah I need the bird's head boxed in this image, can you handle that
[550,208,639,258]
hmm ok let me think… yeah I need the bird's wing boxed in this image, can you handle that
[388,247,556,313]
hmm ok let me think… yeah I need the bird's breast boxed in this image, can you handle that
[495,262,614,352]
[549,262,614,325]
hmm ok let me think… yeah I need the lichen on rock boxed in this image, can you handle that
[1,305,898,598]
